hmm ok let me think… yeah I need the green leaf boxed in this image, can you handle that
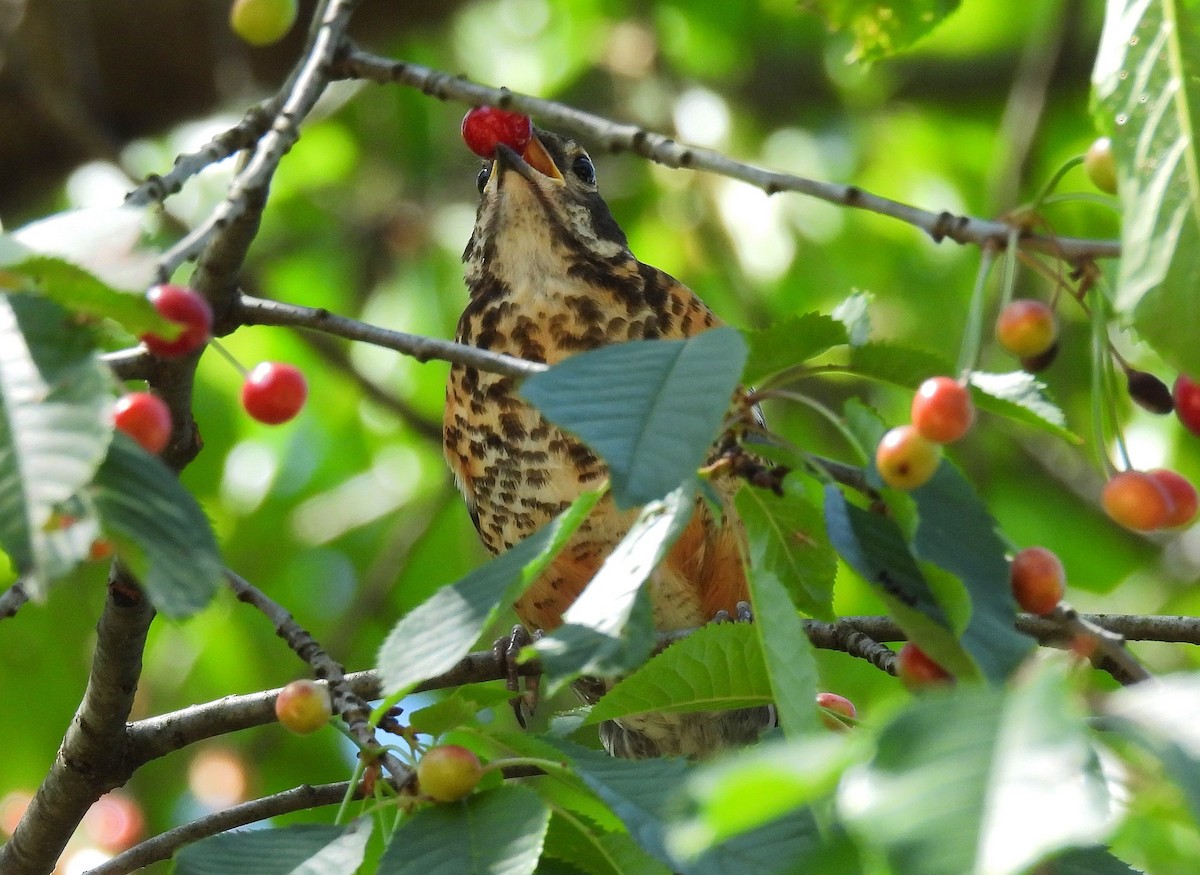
[520,329,747,508]
[376,490,601,696]
[543,812,673,875]
[832,289,873,347]
[839,665,1114,875]
[802,0,963,62]
[736,476,837,620]
[740,312,847,383]
[1104,673,1200,823]
[850,343,1075,441]
[1093,0,1200,376]
[535,482,695,684]
[1046,846,1145,874]
[90,434,224,618]
[378,785,550,875]
[408,686,513,736]
[174,818,372,875]
[0,294,112,595]
[911,462,1034,683]
[585,623,772,724]
[672,734,862,855]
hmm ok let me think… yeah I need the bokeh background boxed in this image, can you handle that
[3,0,1197,871]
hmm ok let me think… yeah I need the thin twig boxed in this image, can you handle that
[334,48,1120,264]
[86,782,361,875]
[234,294,546,379]
[223,570,411,781]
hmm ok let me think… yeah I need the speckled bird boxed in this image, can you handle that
[443,129,771,758]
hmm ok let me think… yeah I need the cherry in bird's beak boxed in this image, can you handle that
[494,133,564,185]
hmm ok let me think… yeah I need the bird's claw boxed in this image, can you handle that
[493,624,541,728]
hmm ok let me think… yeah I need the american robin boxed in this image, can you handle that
[443,129,772,758]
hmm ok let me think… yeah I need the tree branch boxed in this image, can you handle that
[333,48,1120,264]
[86,782,360,875]
[0,572,154,875]
[234,293,546,379]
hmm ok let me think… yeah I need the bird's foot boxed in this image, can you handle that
[493,624,542,728]
[711,600,754,624]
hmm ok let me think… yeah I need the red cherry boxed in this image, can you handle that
[996,299,1057,359]
[274,679,332,735]
[418,745,484,802]
[461,107,533,159]
[1147,469,1198,528]
[896,642,952,690]
[1010,546,1065,615]
[1175,375,1200,437]
[911,376,975,443]
[1101,471,1174,532]
[875,425,942,490]
[816,692,857,730]
[241,362,307,424]
[113,392,171,453]
[140,285,213,358]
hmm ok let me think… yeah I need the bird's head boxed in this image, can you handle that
[463,130,634,296]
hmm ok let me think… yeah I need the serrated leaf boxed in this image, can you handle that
[520,329,747,508]
[740,312,848,382]
[378,785,550,875]
[802,0,962,62]
[174,819,372,875]
[376,490,601,697]
[1046,847,1144,875]
[543,812,672,875]
[737,477,837,620]
[850,343,1075,441]
[911,462,1034,683]
[0,294,112,596]
[535,481,695,684]
[585,623,772,724]
[839,665,1114,875]
[748,557,821,737]
[1093,0,1200,376]
[90,434,223,618]
[672,734,861,855]
[408,687,510,736]
[12,206,158,292]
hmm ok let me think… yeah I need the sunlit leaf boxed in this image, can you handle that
[520,329,747,508]
[175,818,372,875]
[376,490,601,696]
[839,665,1114,875]
[1093,0,1200,376]
[740,312,847,382]
[535,482,695,684]
[378,785,550,875]
[0,294,112,596]
[585,622,771,724]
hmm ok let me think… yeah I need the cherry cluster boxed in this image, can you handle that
[112,285,308,455]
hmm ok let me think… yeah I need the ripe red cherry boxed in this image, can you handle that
[241,362,307,424]
[418,745,484,802]
[875,425,942,490]
[816,692,857,731]
[1010,546,1065,615]
[911,376,975,443]
[896,642,952,690]
[1101,470,1174,532]
[1147,469,1198,528]
[113,392,171,453]
[995,299,1057,359]
[1175,375,1200,437]
[461,107,533,159]
[140,285,213,358]
[274,680,332,735]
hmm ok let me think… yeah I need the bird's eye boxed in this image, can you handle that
[476,165,491,193]
[571,156,596,186]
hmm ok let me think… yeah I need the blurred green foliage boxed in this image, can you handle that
[2,1,1197,872]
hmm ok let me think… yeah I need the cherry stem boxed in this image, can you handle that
[209,338,249,377]
[1088,282,1127,476]
[955,245,999,379]
[750,388,869,464]
[1029,154,1085,211]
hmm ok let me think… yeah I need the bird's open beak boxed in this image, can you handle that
[494,133,564,185]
